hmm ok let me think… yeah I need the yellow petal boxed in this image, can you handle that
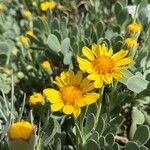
[112,49,128,61]
[43,88,62,103]
[92,43,99,57]
[74,71,83,85]
[63,105,74,115]
[115,56,133,66]
[112,71,124,79]
[102,74,113,84]
[77,56,93,73]
[55,76,64,86]
[60,71,67,81]
[94,78,103,88]
[82,93,100,105]
[80,78,91,88]
[87,73,99,80]
[82,46,95,61]
[107,48,113,57]
[100,43,108,56]
[66,70,75,85]
[73,106,81,118]
[51,102,64,111]
[83,83,95,93]
[80,77,95,92]
[53,81,63,89]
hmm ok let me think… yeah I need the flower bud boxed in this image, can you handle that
[23,11,32,18]
[17,72,25,79]
[8,121,36,150]
[127,22,142,39]
[123,38,138,50]
[21,36,29,45]
[41,61,51,70]
[29,93,44,107]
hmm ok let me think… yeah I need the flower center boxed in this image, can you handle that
[92,56,114,74]
[61,86,83,105]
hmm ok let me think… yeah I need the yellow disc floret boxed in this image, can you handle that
[8,121,33,141]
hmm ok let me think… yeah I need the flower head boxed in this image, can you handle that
[26,31,34,37]
[128,22,142,34]
[8,121,33,141]
[40,1,56,11]
[29,93,43,106]
[41,15,48,21]
[23,10,32,18]
[0,3,4,11]
[21,36,29,45]
[123,38,138,50]
[41,61,51,70]
[43,71,100,118]
[77,43,132,88]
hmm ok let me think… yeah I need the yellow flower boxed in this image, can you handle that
[41,15,48,21]
[8,121,33,141]
[124,38,138,49]
[23,10,32,18]
[40,1,56,11]
[128,22,142,34]
[21,36,29,45]
[41,61,51,70]
[77,43,132,88]
[25,31,34,37]
[0,3,4,11]
[29,93,43,106]
[43,71,100,118]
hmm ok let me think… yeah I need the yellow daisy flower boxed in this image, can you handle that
[29,93,43,106]
[123,38,138,50]
[40,1,56,11]
[43,71,100,118]
[21,36,29,45]
[23,10,32,18]
[77,43,132,88]
[41,61,51,70]
[8,121,33,141]
[128,22,142,34]
[25,31,34,37]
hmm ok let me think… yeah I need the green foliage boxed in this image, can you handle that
[0,0,150,149]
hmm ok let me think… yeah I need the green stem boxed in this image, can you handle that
[94,86,104,129]
[110,80,118,102]
[133,4,140,23]
[75,118,84,150]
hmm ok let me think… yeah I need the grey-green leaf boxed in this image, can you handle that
[133,125,150,146]
[127,76,149,93]
[86,139,101,150]
[47,34,61,52]
[125,141,140,150]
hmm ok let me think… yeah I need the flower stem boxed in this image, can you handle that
[133,4,140,23]
[94,86,104,129]
[74,118,84,150]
